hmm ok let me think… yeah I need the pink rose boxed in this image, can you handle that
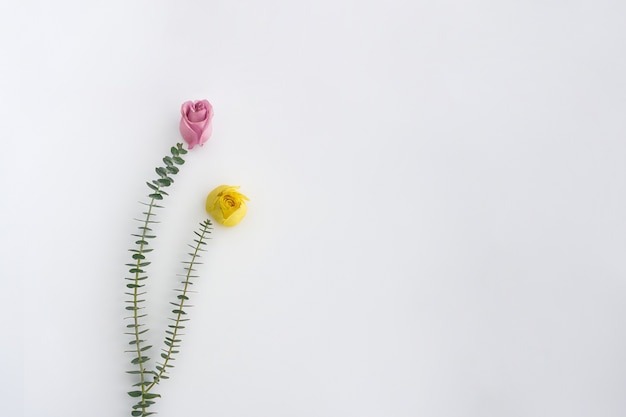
[179,100,214,149]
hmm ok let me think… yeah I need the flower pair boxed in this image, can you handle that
[180,100,249,227]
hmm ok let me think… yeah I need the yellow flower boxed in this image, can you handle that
[206,185,249,226]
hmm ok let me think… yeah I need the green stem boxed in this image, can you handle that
[125,143,188,417]
[146,220,211,392]
[132,192,159,412]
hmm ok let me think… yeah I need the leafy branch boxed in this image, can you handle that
[125,143,188,417]
[147,219,213,391]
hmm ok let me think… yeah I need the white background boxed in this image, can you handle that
[1,1,626,416]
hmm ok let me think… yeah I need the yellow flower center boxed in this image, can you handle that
[220,194,241,219]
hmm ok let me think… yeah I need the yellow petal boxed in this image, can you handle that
[221,201,247,226]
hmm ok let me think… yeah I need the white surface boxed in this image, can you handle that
[2,1,626,416]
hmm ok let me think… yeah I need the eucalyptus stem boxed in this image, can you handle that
[148,219,212,391]
[131,192,159,412]
[125,143,188,417]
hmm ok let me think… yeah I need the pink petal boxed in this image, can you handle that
[199,122,213,146]
[179,118,199,148]
[187,108,207,122]
[199,100,214,120]
[181,101,193,116]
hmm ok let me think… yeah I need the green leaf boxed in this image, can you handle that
[165,165,179,174]
[132,254,145,260]
[172,156,185,165]
[156,178,171,187]
[163,156,173,166]
[165,336,182,342]
[127,391,143,397]
[144,393,161,399]
[148,193,163,200]
[131,356,149,364]
[170,146,179,156]
[131,411,142,417]
[155,167,167,177]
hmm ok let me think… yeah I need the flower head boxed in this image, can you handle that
[206,185,249,226]
[179,100,214,149]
